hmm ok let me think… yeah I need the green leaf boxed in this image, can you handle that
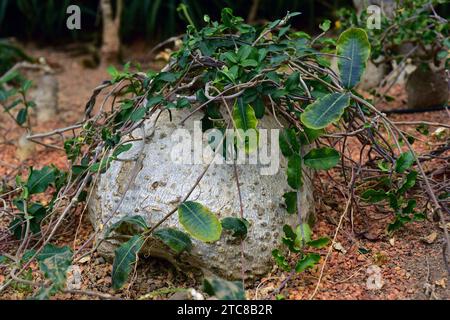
[221,217,249,238]
[157,72,177,83]
[222,52,238,64]
[232,98,259,152]
[336,28,371,89]
[107,65,119,78]
[112,235,145,290]
[295,253,321,273]
[241,59,258,67]
[233,99,258,131]
[319,20,331,32]
[21,80,32,92]
[37,244,73,291]
[27,166,55,195]
[282,224,300,253]
[203,277,246,300]
[178,201,222,243]
[395,151,415,174]
[106,216,148,237]
[112,143,133,158]
[299,127,324,144]
[16,108,27,125]
[295,223,312,248]
[146,95,164,108]
[279,128,300,157]
[272,249,290,271]
[287,154,302,190]
[237,45,253,61]
[283,192,297,214]
[130,106,147,122]
[304,147,340,170]
[154,228,192,254]
[398,171,418,194]
[301,93,350,130]
[361,189,387,203]
[307,237,330,249]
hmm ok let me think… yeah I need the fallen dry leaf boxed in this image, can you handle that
[421,232,438,244]
[333,242,347,254]
[435,278,447,289]
[389,238,395,247]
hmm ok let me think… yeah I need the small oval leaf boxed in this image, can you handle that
[300,93,350,130]
[221,217,249,238]
[287,154,303,190]
[106,216,148,237]
[304,147,340,170]
[154,228,192,254]
[295,253,321,273]
[279,128,300,157]
[337,28,371,89]
[178,201,222,243]
[112,235,145,290]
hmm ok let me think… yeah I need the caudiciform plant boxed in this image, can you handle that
[339,0,450,108]
[1,8,449,299]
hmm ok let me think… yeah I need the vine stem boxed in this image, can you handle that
[309,169,356,299]
[351,93,450,275]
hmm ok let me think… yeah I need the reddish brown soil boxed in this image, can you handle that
[0,45,449,300]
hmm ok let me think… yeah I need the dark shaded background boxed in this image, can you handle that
[0,0,353,43]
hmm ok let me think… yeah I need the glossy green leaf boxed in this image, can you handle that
[272,249,290,271]
[232,98,259,152]
[361,189,387,203]
[154,228,192,254]
[336,28,371,89]
[282,224,300,253]
[221,217,249,238]
[307,237,330,249]
[112,235,145,290]
[27,166,55,195]
[16,108,27,125]
[287,154,302,190]
[304,147,340,170]
[398,171,418,194]
[106,216,148,237]
[203,277,246,300]
[295,223,312,248]
[283,192,297,214]
[279,128,300,157]
[233,99,258,131]
[178,201,222,243]
[301,93,350,130]
[295,253,321,273]
[395,151,415,173]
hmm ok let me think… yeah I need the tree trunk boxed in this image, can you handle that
[100,0,122,64]
[247,0,260,24]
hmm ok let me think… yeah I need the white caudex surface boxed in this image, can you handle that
[88,108,314,279]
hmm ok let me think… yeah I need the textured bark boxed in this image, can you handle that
[100,0,122,63]
[247,0,260,24]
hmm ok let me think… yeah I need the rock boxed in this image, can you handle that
[366,265,384,290]
[25,70,59,123]
[66,265,82,290]
[406,67,449,110]
[353,0,397,17]
[16,133,35,161]
[358,60,387,91]
[88,108,314,280]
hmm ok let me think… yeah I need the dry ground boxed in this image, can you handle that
[0,44,449,300]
